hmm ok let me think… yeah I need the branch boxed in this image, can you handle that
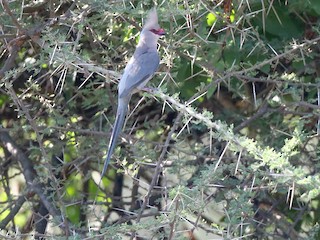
[234,102,269,133]
[1,0,24,33]
[187,36,320,104]
[131,112,183,239]
[0,41,20,79]
[0,195,27,229]
[0,126,74,233]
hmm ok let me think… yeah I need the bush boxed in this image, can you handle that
[1,0,320,239]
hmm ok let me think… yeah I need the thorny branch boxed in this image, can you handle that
[1,1,320,239]
[0,128,75,234]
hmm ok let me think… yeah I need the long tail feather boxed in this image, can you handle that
[100,97,130,179]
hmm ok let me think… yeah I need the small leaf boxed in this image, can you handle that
[206,13,218,27]
[230,9,235,23]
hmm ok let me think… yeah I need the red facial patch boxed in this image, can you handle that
[150,28,166,35]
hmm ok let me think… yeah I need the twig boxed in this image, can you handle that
[236,74,320,87]
[187,36,320,104]
[168,198,179,240]
[0,41,20,79]
[6,86,48,160]
[0,127,75,233]
[0,195,27,229]
[234,102,269,133]
[1,0,24,33]
[130,113,183,239]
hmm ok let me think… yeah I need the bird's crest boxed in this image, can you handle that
[143,8,159,29]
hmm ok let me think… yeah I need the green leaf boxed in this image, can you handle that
[251,4,304,39]
[206,12,218,26]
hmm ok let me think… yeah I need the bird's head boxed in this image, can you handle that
[143,8,166,36]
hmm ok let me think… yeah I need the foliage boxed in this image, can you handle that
[0,0,320,239]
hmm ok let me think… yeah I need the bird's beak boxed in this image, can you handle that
[157,28,166,36]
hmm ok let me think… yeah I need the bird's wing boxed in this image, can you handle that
[119,51,160,98]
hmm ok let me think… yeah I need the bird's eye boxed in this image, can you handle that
[150,29,158,34]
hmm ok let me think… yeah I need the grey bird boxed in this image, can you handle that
[101,8,165,178]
